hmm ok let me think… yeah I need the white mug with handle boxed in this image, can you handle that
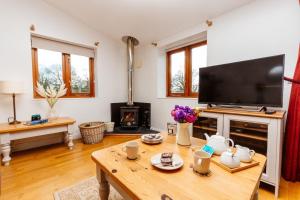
[193,150,211,174]
[122,141,139,160]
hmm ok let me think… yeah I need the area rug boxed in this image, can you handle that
[54,177,124,200]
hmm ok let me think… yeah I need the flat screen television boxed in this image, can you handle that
[198,55,285,107]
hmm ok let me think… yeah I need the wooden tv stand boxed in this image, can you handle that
[193,107,285,198]
[200,107,285,119]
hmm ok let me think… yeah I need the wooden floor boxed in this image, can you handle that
[1,135,300,200]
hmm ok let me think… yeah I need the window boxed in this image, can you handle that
[70,54,91,94]
[37,49,63,90]
[166,41,207,97]
[31,35,95,98]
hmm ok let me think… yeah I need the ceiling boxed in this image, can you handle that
[43,0,254,45]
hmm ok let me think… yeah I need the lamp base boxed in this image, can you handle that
[9,120,21,125]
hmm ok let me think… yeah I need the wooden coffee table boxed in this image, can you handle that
[92,132,266,200]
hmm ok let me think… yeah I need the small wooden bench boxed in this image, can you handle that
[0,117,76,166]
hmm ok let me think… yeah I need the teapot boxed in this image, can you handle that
[204,133,234,155]
[220,149,240,168]
[235,145,255,163]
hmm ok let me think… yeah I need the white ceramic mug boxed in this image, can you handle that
[193,150,211,174]
[105,122,115,132]
[235,145,255,163]
[122,141,139,160]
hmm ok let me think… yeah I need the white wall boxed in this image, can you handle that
[134,0,300,130]
[0,0,298,135]
[0,0,127,138]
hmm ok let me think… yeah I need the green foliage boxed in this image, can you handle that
[192,68,199,92]
[71,67,90,93]
[171,69,199,93]
[171,70,185,93]
[38,63,90,93]
[38,64,62,91]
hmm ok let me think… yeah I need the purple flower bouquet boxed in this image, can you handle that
[171,105,197,123]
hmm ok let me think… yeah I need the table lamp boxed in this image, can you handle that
[0,81,24,125]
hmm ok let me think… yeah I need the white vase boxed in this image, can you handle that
[176,123,191,146]
[47,106,58,121]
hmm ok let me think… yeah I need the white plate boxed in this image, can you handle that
[142,134,163,140]
[142,139,163,144]
[141,134,163,144]
[150,153,184,170]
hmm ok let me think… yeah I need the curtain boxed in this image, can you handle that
[283,46,300,181]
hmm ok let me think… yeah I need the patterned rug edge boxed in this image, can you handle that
[53,176,123,200]
[53,177,97,200]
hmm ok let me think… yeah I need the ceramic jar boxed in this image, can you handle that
[176,123,191,146]
[235,145,256,163]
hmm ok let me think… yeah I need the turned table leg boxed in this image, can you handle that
[66,125,74,150]
[66,133,74,150]
[96,165,110,200]
[0,134,11,166]
[251,174,262,200]
[252,191,258,200]
[1,143,11,166]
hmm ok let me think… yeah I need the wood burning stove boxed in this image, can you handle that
[108,36,156,133]
[111,102,151,132]
[120,106,139,129]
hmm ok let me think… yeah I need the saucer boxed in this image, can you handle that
[141,134,163,144]
[151,153,183,171]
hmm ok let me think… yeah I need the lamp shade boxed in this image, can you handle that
[0,81,24,94]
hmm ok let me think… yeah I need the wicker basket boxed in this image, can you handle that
[79,122,105,144]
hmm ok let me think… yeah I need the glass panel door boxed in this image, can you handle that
[193,117,218,140]
[229,120,268,172]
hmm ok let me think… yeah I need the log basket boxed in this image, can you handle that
[79,122,105,144]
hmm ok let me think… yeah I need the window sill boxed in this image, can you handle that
[32,96,96,100]
[33,93,95,99]
[158,96,198,100]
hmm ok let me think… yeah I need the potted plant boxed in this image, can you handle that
[171,105,198,146]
